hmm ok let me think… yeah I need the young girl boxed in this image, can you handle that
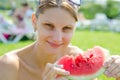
[0,0,120,80]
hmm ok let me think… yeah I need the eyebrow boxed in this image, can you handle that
[63,24,75,29]
[42,20,54,24]
[66,24,74,27]
[42,20,74,27]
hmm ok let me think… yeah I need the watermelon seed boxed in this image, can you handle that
[90,54,93,58]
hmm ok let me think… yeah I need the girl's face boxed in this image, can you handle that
[32,8,76,54]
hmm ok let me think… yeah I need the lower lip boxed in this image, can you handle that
[47,41,62,48]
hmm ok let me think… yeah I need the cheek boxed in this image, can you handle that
[37,32,46,41]
[37,28,52,40]
[64,33,73,43]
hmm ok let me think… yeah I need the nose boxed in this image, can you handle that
[52,30,62,43]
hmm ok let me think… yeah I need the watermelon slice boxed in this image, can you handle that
[58,46,109,80]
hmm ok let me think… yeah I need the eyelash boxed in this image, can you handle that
[44,23,72,32]
[44,23,54,30]
[63,27,72,31]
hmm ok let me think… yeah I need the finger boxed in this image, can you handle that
[110,65,120,76]
[45,67,69,80]
[56,77,68,80]
[54,62,63,68]
[43,63,53,76]
[108,59,120,72]
[44,65,69,80]
[109,60,120,78]
[103,55,119,68]
[44,70,56,80]
[103,57,114,68]
[53,67,70,76]
[106,64,118,73]
[104,58,120,77]
[44,66,58,80]
[104,63,118,76]
[111,71,120,78]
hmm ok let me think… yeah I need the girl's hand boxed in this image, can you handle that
[104,55,120,78]
[68,45,83,56]
[42,63,70,80]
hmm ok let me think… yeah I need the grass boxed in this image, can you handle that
[0,41,34,55]
[71,30,120,55]
[0,30,120,80]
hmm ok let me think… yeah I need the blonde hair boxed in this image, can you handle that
[35,0,78,21]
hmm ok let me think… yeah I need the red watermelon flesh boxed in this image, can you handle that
[58,46,109,78]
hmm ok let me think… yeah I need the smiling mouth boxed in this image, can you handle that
[47,41,62,48]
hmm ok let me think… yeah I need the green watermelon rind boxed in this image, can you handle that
[66,67,105,80]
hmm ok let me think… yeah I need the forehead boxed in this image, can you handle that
[38,8,76,25]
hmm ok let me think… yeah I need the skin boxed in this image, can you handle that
[104,56,120,80]
[0,7,120,80]
[0,7,80,80]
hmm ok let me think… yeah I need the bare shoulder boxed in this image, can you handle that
[0,51,19,80]
[67,45,83,55]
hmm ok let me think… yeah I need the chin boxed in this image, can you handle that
[45,43,67,54]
